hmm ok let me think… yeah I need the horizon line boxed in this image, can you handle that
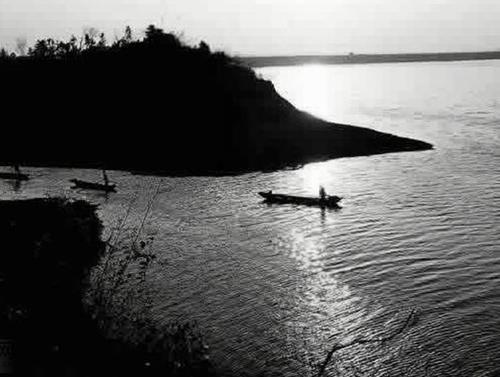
[237,49,500,59]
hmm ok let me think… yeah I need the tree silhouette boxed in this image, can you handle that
[97,33,107,49]
[124,26,133,43]
[199,41,211,54]
[145,25,164,40]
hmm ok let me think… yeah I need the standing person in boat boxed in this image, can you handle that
[102,169,110,187]
[14,164,21,175]
[319,185,327,200]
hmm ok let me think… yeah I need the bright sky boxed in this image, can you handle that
[1,0,499,56]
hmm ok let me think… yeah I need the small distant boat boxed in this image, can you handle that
[70,179,116,192]
[70,169,116,192]
[0,165,29,181]
[258,191,342,208]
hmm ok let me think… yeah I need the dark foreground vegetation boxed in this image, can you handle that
[0,25,431,176]
[0,198,215,376]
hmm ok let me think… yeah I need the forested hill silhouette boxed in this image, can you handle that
[0,25,431,175]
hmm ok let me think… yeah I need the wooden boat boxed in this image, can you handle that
[259,191,342,208]
[70,179,116,192]
[0,172,29,181]
[70,169,116,192]
[0,165,29,181]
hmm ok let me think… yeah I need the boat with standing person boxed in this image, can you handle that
[259,186,342,208]
[70,169,116,192]
[0,164,29,181]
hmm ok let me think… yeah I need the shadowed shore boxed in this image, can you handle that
[0,198,215,376]
[0,26,432,176]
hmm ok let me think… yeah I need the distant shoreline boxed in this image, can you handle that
[240,51,500,68]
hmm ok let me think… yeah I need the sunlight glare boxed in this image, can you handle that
[297,161,346,195]
[293,64,331,119]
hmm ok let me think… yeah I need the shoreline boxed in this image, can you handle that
[241,51,500,68]
[1,126,432,178]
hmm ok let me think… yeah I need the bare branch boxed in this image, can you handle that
[317,309,418,377]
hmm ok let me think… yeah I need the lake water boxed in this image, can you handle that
[1,59,500,376]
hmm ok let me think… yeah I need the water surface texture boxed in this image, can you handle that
[2,59,499,376]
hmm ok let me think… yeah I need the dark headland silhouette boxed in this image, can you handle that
[0,25,432,176]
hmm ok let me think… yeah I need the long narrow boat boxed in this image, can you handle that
[0,172,29,181]
[0,165,29,181]
[70,179,116,192]
[258,191,342,208]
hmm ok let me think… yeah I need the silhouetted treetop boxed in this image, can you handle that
[124,26,133,43]
[199,41,211,54]
[144,25,164,40]
[1,25,244,74]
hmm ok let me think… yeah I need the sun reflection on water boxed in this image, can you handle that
[289,64,332,119]
[260,64,359,124]
[274,222,372,372]
[296,160,349,196]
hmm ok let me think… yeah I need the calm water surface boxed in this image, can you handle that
[2,59,500,376]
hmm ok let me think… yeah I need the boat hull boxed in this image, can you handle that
[0,172,29,181]
[258,191,342,208]
[70,179,116,192]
